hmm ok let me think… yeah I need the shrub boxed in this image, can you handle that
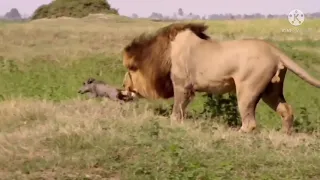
[152,92,241,128]
[31,0,119,20]
[4,8,22,20]
[200,93,241,127]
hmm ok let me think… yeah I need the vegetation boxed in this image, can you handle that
[31,0,118,20]
[1,15,320,179]
[147,8,320,20]
[4,8,21,20]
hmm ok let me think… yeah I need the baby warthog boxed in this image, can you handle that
[78,78,133,102]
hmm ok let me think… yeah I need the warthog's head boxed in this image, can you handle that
[78,78,96,94]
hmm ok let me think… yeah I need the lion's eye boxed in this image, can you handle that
[128,65,138,71]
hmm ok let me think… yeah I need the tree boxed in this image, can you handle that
[149,12,163,20]
[132,13,138,18]
[267,14,274,19]
[31,0,118,20]
[178,8,184,16]
[4,8,21,20]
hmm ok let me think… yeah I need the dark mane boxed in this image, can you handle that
[123,22,210,60]
[122,22,211,99]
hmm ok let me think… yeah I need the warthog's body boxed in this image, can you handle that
[78,78,133,102]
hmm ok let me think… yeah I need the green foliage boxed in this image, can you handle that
[1,40,320,134]
[31,0,119,20]
[0,55,125,101]
[294,106,320,133]
[274,40,320,65]
[200,93,241,127]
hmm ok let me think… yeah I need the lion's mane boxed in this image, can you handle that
[123,22,211,99]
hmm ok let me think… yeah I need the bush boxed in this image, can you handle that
[152,92,241,128]
[4,8,22,20]
[31,0,119,20]
[200,93,241,127]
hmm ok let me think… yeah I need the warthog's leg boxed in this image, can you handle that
[262,69,293,135]
[170,85,195,124]
[87,93,97,98]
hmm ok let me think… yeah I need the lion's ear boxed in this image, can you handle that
[87,78,95,84]
[168,29,178,41]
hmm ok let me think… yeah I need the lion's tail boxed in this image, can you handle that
[278,51,320,88]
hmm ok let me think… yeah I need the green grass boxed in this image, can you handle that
[1,40,320,130]
[1,16,320,179]
[0,55,125,101]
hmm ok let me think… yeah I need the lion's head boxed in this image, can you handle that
[122,22,210,99]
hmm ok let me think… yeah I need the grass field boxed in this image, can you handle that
[1,14,320,179]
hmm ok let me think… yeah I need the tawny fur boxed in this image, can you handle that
[122,22,320,135]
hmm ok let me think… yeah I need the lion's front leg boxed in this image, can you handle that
[170,85,195,124]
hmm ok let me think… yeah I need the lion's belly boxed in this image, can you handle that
[192,75,235,95]
[188,61,236,95]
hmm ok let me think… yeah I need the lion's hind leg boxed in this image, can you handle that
[236,85,262,133]
[235,70,274,133]
[262,93,293,135]
[262,69,294,135]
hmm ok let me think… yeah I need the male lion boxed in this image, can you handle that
[122,22,320,135]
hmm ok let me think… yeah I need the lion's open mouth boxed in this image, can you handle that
[120,90,141,99]
[129,91,141,98]
[123,87,141,98]
[130,90,144,99]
